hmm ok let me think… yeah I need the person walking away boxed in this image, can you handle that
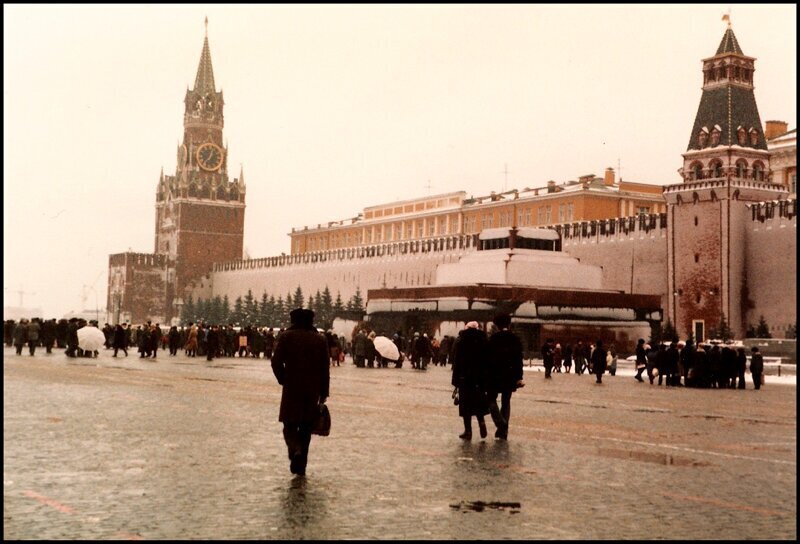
[184,323,198,357]
[665,341,679,386]
[271,309,330,476]
[735,347,747,389]
[150,324,161,359]
[573,340,585,375]
[366,331,377,368]
[634,338,647,382]
[65,318,79,357]
[264,328,276,360]
[41,319,56,354]
[113,324,128,357]
[592,340,608,384]
[13,319,28,356]
[563,343,573,373]
[486,314,525,440]
[168,325,180,356]
[680,340,695,386]
[553,343,563,373]
[206,325,220,361]
[415,333,433,370]
[692,344,710,388]
[353,329,368,368]
[27,318,41,356]
[750,346,764,390]
[451,321,490,440]
[541,339,554,379]
[4,319,15,347]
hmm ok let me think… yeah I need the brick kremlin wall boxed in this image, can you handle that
[743,200,797,336]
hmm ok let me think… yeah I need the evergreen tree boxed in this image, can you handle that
[275,296,286,328]
[182,295,195,324]
[266,295,277,326]
[718,312,733,341]
[232,296,244,325]
[293,286,304,311]
[208,296,223,325]
[313,290,323,325]
[649,321,662,345]
[661,320,677,343]
[348,287,364,313]
[195,298,208,324]
[787,323,797,339]
[755,315,772,339]
[333,291,344,313]
[243,289,256,325]
[746,323,757,338]
[285,291,294,324]
[259,292,269,326]
[221,295,231,324]
[321,286,334,327]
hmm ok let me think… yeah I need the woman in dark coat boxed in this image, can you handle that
[591,340,608,384]
[271,309,330,475]
[451,322,490,440]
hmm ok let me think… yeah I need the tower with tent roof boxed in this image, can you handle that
[663,20,789,342]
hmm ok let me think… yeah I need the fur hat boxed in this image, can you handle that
[289,308,315,327]
[465,321,479,329]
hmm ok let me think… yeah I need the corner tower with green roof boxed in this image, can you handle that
[663,21,788,342]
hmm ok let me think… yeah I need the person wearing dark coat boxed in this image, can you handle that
[573,340,586,375]
[655,344,668,385]
[634,338,648,382]
[206,325,220,361]
[113,324,128,357]
[486,314,525,440]
[721,346,738,388]
[691,344,710,388]
[749,346,764,390]
[41,319,56,354]
[541,339,554,379]
[13,319,28,355]
[65,318,79,357]
[680,340,695,386]
[56,319,69,348]
[665,342,680,386]
[168,326,181,356]
[150,324,161,359]
[271,308,330,476]
[563,343,573,373]
[736,347,747,389]
[591,340,608,384]
[413,333,433,370]
[264,328,276,360]
[27,318,41,356]
[451,322,490,440]
[5,319,16,347]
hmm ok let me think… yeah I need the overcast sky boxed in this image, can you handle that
[3,4,796,318]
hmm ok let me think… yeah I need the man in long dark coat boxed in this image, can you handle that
[272,309,329,475]
[113,323,128,357]
[486,314,524,440]
[451,322,490,440]
[541,338,554,379]
[206,325,220,361]
[41,319,56,354]
[592,339,608,384]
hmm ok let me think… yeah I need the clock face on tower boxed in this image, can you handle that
[196,143,223,171]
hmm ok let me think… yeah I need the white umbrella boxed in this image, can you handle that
[77,326,106,352]
[373,336,400,361]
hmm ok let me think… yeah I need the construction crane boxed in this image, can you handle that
[4,285,36,307]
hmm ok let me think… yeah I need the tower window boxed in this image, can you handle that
[694,216,698,226]
[737,127,747,146]
[698,130,708,148]
[710,127,721,147]
[749,129,759,146]
[694,253,699,263]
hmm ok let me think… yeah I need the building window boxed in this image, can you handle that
[710,127,721,147]
[417,222,424,238]
[545,207,551,224]
[694,216,698,226]
[694,253,699,263]
[537,207,545,225]
[737,127,747,146]
[791,174,796,194]
[637,206,650,215]
[428,222,435,237]
[692,163,703,180]
[749,129,759,146]
[558,204,566,223]
[698,130,708,148]
[566,204,573,222]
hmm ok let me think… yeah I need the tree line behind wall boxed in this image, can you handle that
[180,286,365,329]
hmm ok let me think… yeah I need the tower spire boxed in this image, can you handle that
[194,19,216,93]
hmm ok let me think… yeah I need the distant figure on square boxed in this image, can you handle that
[749,346,764,390]
[451,321,490,440]
[486,314,525,440]
[271,309,330,475]
[592,340,607,384]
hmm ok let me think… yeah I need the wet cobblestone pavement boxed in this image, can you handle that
[4,347,796,539]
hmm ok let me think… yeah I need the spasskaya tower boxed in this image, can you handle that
[154,18,246,316]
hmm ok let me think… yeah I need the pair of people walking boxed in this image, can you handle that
[451,315,525,441]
